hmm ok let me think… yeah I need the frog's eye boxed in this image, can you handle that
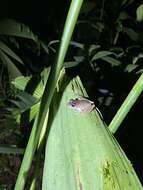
[69,101,76,107]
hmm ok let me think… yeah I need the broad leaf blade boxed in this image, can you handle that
[64,61,79,68]
[123,27,138,41]
[0,40,24,64]
[101,56,121,66]
[91,51,114,61]
[12,68,50,99]
[12,76,31,91]
[136,4,143,22]
[0,19,38,41]
[42,76,142,190]
[0,49,22,78]
[125,64,138,73]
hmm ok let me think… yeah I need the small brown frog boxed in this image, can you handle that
[68,97,95,114]
[68,96,104,120]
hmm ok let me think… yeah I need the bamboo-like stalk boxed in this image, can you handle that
[109,73,143,133]
[14,0,83,189]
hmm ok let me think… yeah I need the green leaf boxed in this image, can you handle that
[70,41,84,49]
[0,49,22,79]
[0,40,24,64]
[11,92,40,122]
[91,51,114,61]
[42,76,142,190]
[133,53,143,64]
[29,102,40,121]
[64,56,84,68]
[121,0,128,5]
[17,91,38,107]
[48,40,59,47]
[136,4,143,22]
[89,44,101,56]
[40,41,49,54]
[11,68,51,123]
[123,27,138,41]
[11,76,45,121]
[136,68,143,74]
[12,76,31,91]
[20,92,38,107]
[125,64,138,73]
[110,47,123,52]
[48,40,84,50]
[64,61,79,68]
[10,99,27,110]
[0,19,38,41]
[80,2,95,14]
[117,12,130,21]
[0,146,24,155]
[8,96,40,123]
[73,56,84,62]
[101,56,121,66]
[12,68,50,99]
[121,0,135,6]
[12,76,44,99]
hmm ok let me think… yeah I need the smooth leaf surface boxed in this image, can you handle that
[12,76,43,99]
[0,146,24,155]
[121,0,135,6]
[117,12,130,20]
[136,4,143,22]
[0,49,22,79]
[91,51,113,61]
[12,76,31,91]
[80,2,95,14]
[11,70,50,122]
[136,68,143,74]
[0,19,38,41]
[12,68,50,99]
[0,40,24,64]
[42,76,142,190]
[101,56,121,66]
[123,27,138,41]
[125,64,138,73]
[64,61,79,68]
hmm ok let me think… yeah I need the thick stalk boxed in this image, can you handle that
[109,73,143,133]
[14,0,83,189]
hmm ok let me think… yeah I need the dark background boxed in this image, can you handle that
[0,0,143,186]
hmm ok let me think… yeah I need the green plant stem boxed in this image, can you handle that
[14,0,83,189]
[29,137,45,190]
[109,73,143,133]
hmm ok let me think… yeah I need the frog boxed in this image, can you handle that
[68,96,95,114]
[68,96,103,119]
